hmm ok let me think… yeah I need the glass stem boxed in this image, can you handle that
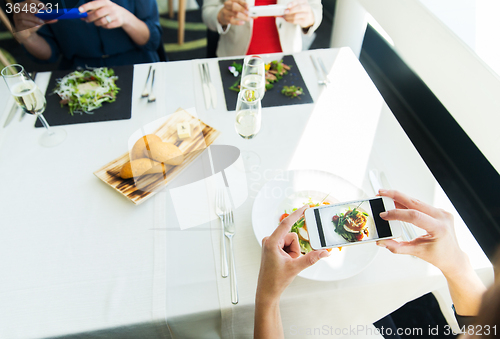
[37,113,55,136]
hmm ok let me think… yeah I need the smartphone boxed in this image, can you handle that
[248,5,287,18]
[304,196,402,250]
[35,9,88,21]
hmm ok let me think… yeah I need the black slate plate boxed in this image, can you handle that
[36,65,133,127]
[219,55,313,111]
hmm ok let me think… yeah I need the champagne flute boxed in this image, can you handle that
[234,89,261,171]
[2,64,66,147]
[240,55,265,100]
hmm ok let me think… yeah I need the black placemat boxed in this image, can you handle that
[35,65,133,127]
[219,55,313,111]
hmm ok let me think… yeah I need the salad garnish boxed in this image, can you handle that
[279,197,338,254]
[281,85,304,99]
[228,59,294,96]
[53,67,120,115]
[332,202,370,242]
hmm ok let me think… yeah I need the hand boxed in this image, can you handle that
[12,0,57,41]
[217,0,249,27]
[377,189,467,276]
[283,0,315,29]
[256,205,330,303]
[79,0,132,29]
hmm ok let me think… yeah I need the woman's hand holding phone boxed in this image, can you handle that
[79,0,132,29]
[13,0,57,42]
[376,189,467,276]
[283,0,315,29]
[377,189,486,316]
[257,205,330,302]
[255,205,330,339]
[78,0,150,46]
[217,0,250,27]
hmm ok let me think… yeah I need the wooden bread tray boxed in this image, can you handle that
[94,108,221,205]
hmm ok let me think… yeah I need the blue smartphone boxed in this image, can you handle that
[35,8,88,20]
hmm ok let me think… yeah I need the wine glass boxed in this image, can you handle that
[234,89,262,171]
[2,64,66,147]
[240,55,265,100]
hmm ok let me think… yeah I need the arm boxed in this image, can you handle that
[79,0,151,46]
[202,0,249,33]
[283,0,322,34]
[254,205,330,339]
[254,297,283,339]
[12,0,56,60]
[445,261,486,316]
[377,190,487,316]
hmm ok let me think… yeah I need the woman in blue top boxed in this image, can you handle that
[13,0,161,69]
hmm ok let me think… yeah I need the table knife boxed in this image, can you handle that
[317,57,331,83]
[199,64,211,110]
[3,103,19,128]
[204,63,217,109]
[310,55,328,85]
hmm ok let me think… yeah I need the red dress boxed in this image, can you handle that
[246,0,283,54]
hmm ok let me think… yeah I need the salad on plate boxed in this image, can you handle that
[279,197,338,254]
[53,67,120,115]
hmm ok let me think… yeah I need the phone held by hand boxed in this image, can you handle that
[35,9,88,21]
[248,5,287,18]
[304,196,402,250]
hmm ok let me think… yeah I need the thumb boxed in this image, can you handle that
[295,250,330,271]
[377,239,416,256]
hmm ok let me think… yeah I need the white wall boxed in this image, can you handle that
[332,0,500,174]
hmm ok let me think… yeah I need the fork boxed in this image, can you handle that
[224,197,238,304]
[310,55,330,85]
[216,189,229,278]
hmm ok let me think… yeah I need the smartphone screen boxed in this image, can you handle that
[309,197,393,248]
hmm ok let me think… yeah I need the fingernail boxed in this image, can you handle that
[319,251,329,258]
[38,19,44,24]
[239,21,245,25]
[379,211,388,218]
[378,189,387,194]
[376,241,387,248]
[284,9,290,14]
[79,7,84,13]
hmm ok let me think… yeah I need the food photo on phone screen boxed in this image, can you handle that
[305,197,402,250]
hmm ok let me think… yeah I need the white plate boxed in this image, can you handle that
[251,169,379,281]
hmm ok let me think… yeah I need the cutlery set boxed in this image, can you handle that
[199,63,217,110]
[141,66,156,103]
[216,188,238,304]
[3,72,35,128]
[310,55,330,85]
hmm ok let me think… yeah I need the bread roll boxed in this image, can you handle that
[120,158,162,179]
[147,142,184,166]
[130,134,162,160]
[143,163,168,176]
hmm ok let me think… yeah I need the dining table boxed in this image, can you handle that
[0,47,494,339]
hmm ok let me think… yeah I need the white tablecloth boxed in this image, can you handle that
[0,48,493,339]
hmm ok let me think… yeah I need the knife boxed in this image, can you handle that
[317,57,330,83]
[199,63,211,110]
[204,63,217,109]
[3,103,19,128]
